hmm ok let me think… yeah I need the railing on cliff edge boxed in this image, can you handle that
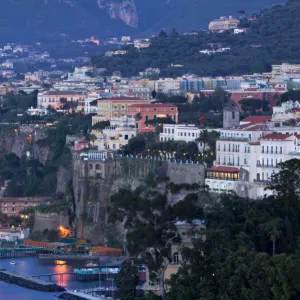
[118,154,205,166]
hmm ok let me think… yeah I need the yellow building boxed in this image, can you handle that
[209,16,240,32]
[92,97,151,125]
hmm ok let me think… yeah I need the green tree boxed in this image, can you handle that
[109,189,203,298]
[115,259,139,300]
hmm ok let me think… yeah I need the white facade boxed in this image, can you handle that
[154,78,181,93]
[160,124,220,152]
[95,117,137,151]
[206,121,300,198]
[160,124,201,142]
[83,92,100,114]
[0,228,28,242]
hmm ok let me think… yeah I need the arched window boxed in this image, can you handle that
[96,164,100,170]
[89,164,93,170]
[232,111,235,119]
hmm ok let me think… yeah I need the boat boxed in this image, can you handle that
[85,262,98,268]
[10,261,17,265]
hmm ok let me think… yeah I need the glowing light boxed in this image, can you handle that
[58,225,71,238]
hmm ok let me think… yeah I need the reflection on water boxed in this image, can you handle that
[52,262,72,287]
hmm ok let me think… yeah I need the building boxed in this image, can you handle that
[82,92,100,114]
[95,117,137,150]
[205,107,300,198]
[160,124,200,142]
[37,90,86,109]
[180,79,204,92]
[165,220,206,282]
[223,99,240,129]
[0,228,29,242]
[127,103,178,133]
[154,78,181,94]
[272,63,300,75]
[0,197,52,216]
[74,138,90,152]
[230,89,285,109]
[208,16,240,32]
[92,97,151,124]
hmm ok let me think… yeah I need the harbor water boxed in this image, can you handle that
[0,257,104,299]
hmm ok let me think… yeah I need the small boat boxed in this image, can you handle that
[85,262,98,268]
[10,261,17,265]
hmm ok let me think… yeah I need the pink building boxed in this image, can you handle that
[127,103,178,133]
[74,138,90,151]
[37,91,86,109]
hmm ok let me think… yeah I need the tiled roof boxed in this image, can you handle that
[207,166,239,172]
[241,115,271,124]
[129,103,177,108]
[102,97,149,101]
[261,133,293,140]
[45,91,84,95]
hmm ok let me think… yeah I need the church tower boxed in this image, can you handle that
[223,99,240,129]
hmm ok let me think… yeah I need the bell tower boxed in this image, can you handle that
[223,99,240,129]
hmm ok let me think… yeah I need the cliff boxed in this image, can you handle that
[71,156,205,244]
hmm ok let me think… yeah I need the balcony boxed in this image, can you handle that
[219,136,249,141]
[256,164,278,168]
[206,176,238,181]
[254,179,271,184]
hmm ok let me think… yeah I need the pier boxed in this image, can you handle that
[0,247,50,259]
[0,270,65,292]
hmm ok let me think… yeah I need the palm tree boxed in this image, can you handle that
[196,129,210,152]
[263,219,283,255]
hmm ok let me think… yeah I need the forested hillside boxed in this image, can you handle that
[92,0,300,77]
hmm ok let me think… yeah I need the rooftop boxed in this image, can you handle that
[261,133,293,140]
[100,97,149,101]
[129,103,177,108]
[207,166,239,172]
[241,115,272,124]
[43,91,85,96]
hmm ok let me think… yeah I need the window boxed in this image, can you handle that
[96,164,100,170]
[121,105,126,110]
[89,164,93,170]
[271,146,273,154]
[262,146,264,153]
[172,129,174,134]
[280,147,283,154]
[114,105,118,110]
[125,135,129,140]
[154,115,157,119]
[244,158,247,165]
[145,115,149,122]
[232,111,235,119]
[154,108,156,111]
[173,252,179,265]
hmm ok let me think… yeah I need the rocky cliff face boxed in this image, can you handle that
[71,157,205,244]
[98,0,138,27]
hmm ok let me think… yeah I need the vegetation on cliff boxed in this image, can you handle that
[111,159,300,299]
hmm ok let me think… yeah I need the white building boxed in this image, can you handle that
[0,228,29,242]
[27,107,48,116]
[159,124,220,152]
[205,116,300,198]
[95,117,137,151]
[82,92,100,114]
[154,78,181,94]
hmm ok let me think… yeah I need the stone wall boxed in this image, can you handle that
[33,212,69,232]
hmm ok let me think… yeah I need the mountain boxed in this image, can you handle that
[0,0,282,43]
[91,0,300,77]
